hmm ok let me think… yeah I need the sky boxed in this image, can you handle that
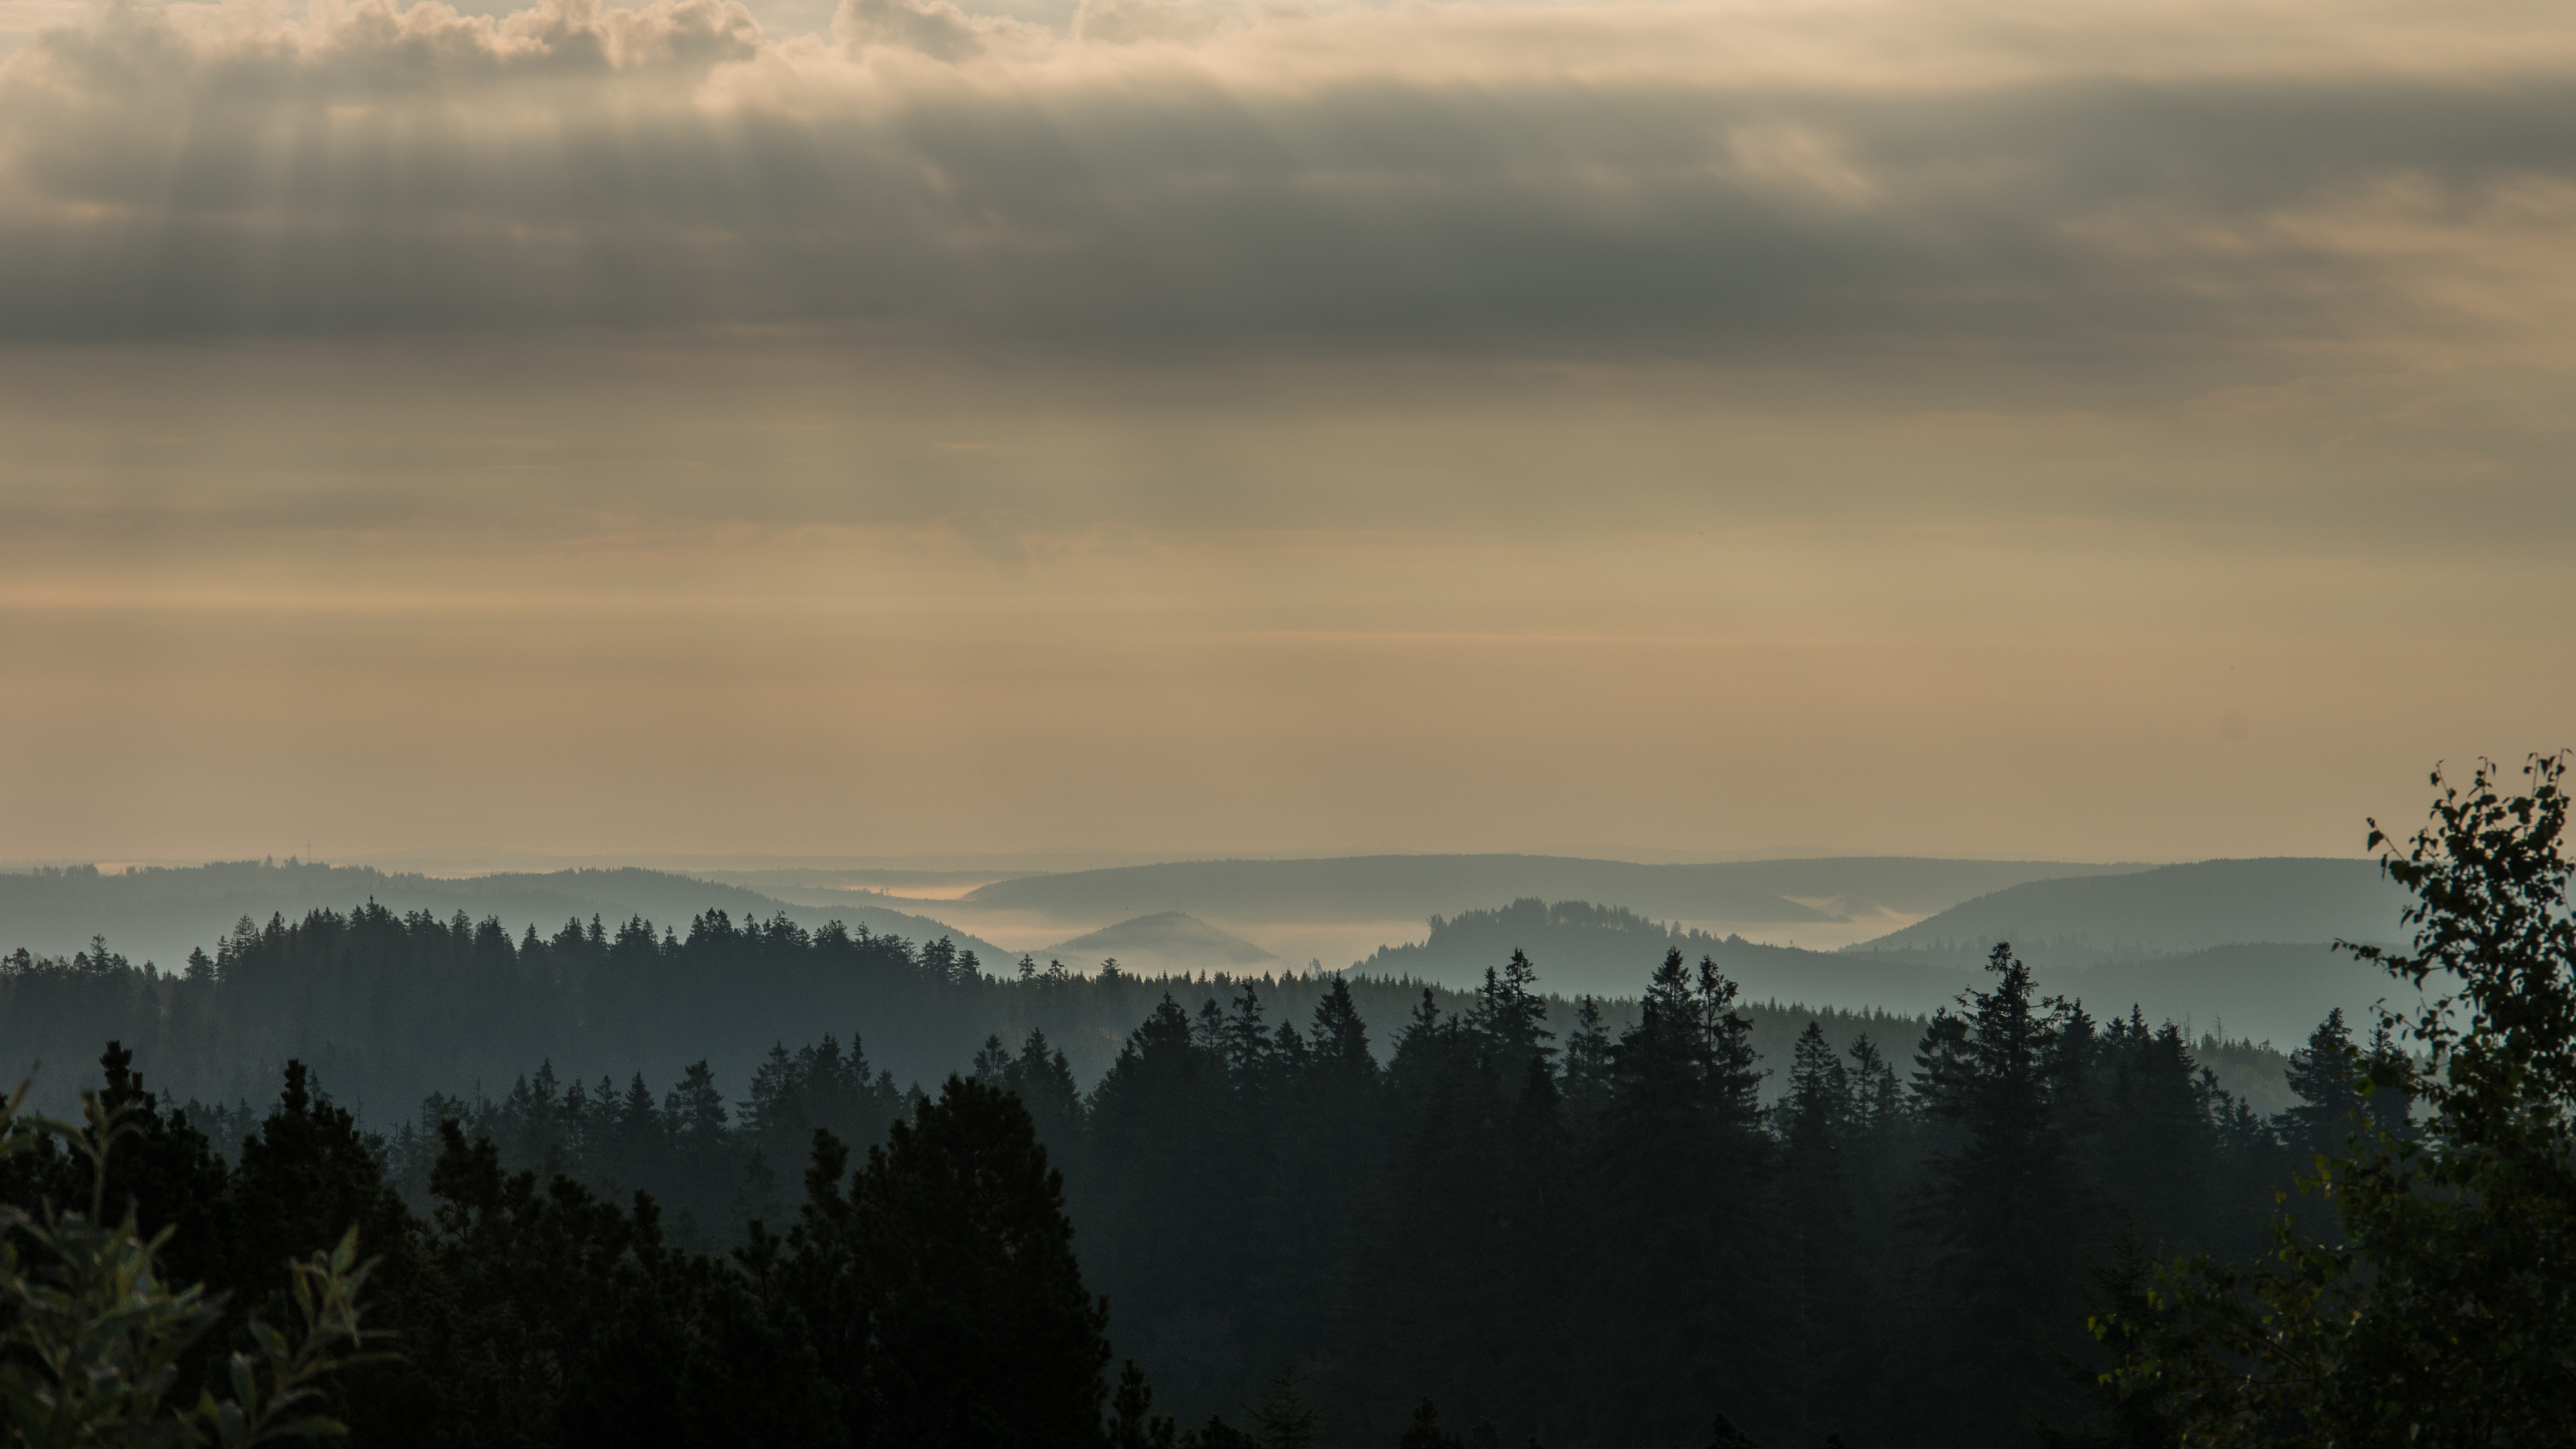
[1,0,2570,864]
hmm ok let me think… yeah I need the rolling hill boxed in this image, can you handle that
[1854,857,2408,962]
[1352,896,2402,1046]
[0,860,1008,971]
[1036,912,1280,976]
[954,855,2147,928]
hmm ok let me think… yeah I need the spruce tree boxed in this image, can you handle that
[1467,950,1554,1086]
[1558,996,1612,1122]
[1309,978,1377,1083]
[1004,1028,1087,1161]
[1110,1360,1178,1449]
[1084,997,1233,1347]
[1580,950,1774,1445]
[1913,944,2097,1438]
[858,1076,1111,1448]
[1224,982,1279,1085]
[2277,1008,2362,1156]
[1775,1022,1862,1442]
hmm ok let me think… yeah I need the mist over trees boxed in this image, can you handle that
[7,936,2352,1446]
[15,761,2574,1447]
[0,902,2014,1120]
[0,861,1010,986]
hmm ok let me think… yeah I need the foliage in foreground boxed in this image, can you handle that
[0,1084,375,1449]
[2094,755,2576,1447]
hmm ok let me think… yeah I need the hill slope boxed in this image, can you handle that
[959,855,2145,927]
[1354,897,2398,1046]
[0,861,1007,970]
[1038,912,1280,975]
[1855,857,2406,961]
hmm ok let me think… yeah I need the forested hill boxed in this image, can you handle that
[19,943,2336,1449]
[1360,900,1960,1004]
[0,859,1007,969]
[1857,856,2406,960]
[1,896,2300,1133]
[0,898,1917,1117]
[1357,898,2392,1046]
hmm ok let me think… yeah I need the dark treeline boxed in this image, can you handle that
[11,933,2376,1448]
[0,906,993,1116]
[1006,947,2357,1446]
[3,898,2294,1124]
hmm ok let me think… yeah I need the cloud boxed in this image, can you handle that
[0,0,2569,362]
[835,0,1035,60]
[3,0,2571,871]
[1072,0,1216,46]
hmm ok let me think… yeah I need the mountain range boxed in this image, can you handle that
[943,855,2149,927]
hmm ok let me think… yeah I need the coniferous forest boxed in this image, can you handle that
[3,759,2572,1448]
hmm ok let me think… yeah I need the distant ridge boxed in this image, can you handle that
[1353,900,1974,1010]
[0,861,1009,971]
[1344,894,2396,1046]
[1853,857,2406,961]
[959,855,2146,926]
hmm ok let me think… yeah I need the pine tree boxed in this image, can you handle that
[1110,1360,1177,1449]
[609,1071,666,1192]
[1248,1364,1322,1449]
[659,1059,737,1244]
[1085,997,1233,1340]
[659,1061,722,1141]
[1309,978,1377,1082]
[1467,950,1555,1086]
[1578,950,1775,1445]
[2359,1020,2415,1137]
[1558,996,1612,1122]
[1774,1022,1867,1444]
[972,1034,1012,1085]
[2088,1012,2226,1251]
[1913,943,2098,1437]
[1004,1028,1087,1159]
[223,1060,433,1442]
[1843,1034,1900,1135]
[1224,982,1278,1085]
[859,1075,1111,1448]
[2277,1008,2362,1156]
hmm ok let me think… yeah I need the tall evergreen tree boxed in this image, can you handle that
[1578,950,1773,1444]
[2277,1008,2362,1157]
[1912,943,2098,1438]
[1775,1022,1864,1442]
[1308,979,1376,1085]
[1084,997,1234,1348]
[1466,950,1554,1086]
[857,1076,1111,1449]
[1558,996,1613,1123]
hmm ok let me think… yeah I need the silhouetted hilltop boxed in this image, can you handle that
[1037,911,1279,975]
[1354,899,1962,1006]
[1854,857,2406,961]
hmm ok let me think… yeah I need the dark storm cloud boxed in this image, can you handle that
[0,0,2571,352]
